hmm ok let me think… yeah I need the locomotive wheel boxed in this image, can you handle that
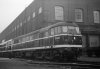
[52,50,61,61]
[61,50,76,61]
[44,50,53,60]
[87,52,92,57]
[34,51,44,60]
[95,52,100,57]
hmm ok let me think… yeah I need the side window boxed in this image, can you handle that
[54,27,58,35]
[54,26,62,35]
[31,35,34,40]
[34,40,39,47]
[26,37,28,41]
[45,31,49,37]
[14,39,19,44]
[39,32,45,38]
[54,36,61,45]
[57,26,62,34]
[27,37,29,41]
[30,36,33,40]
[19,38,22,43]
[34,33,39,39]
[39,39,43,47]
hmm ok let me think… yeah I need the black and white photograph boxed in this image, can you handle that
[0,0,100,69]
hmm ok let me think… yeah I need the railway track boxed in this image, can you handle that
[16,58,100,69]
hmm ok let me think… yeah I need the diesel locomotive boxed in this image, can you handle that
[0,22,82,61]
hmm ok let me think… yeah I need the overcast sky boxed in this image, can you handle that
[0,0,34,33]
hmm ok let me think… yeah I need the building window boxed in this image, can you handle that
[75,9,83,22]
[93,11,100,23]
[27,16,30,21]
[55,6,64,20]
[24,20,26,23]
[17,25,19,29]
[33,12,35,18]
[39,7,42,14]
[20,22,22,27]
[15,27,16,31]
[12,28,14,32]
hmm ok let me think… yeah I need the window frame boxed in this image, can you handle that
[33,12,35,18]
[75,8,83,22]
[39,7,42,14]
[62,26,68,33]
[93,10,100,23]
[55,6,64,20]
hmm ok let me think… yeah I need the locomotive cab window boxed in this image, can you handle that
[67,26,77,34]
[62,26,68,33]
[54,26,62,35]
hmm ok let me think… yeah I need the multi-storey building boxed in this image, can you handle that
[0,0,100,55]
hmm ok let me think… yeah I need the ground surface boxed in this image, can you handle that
[0,57,100,69]
[78,56,100,62]
[0,58,72,69]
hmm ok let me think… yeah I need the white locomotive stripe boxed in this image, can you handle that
[13,34,82,45]
[11,46,50,51]
[10,45,82,52]
[0,45,82,52]
[53,45,82,48]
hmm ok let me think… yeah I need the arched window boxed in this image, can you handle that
[93,11,100,23]
[20,22,22,27]
[55,6,64,20]
[75,9,83,22]
[33,12,35,18]
[39,7,42,14]
[27,16,30,21]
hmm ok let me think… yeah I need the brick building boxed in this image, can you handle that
[0,0,100,51]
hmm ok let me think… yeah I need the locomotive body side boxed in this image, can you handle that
[0,22,82,61]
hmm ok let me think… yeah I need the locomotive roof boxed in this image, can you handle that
[13,21,79,40]
[40,21,79,32]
